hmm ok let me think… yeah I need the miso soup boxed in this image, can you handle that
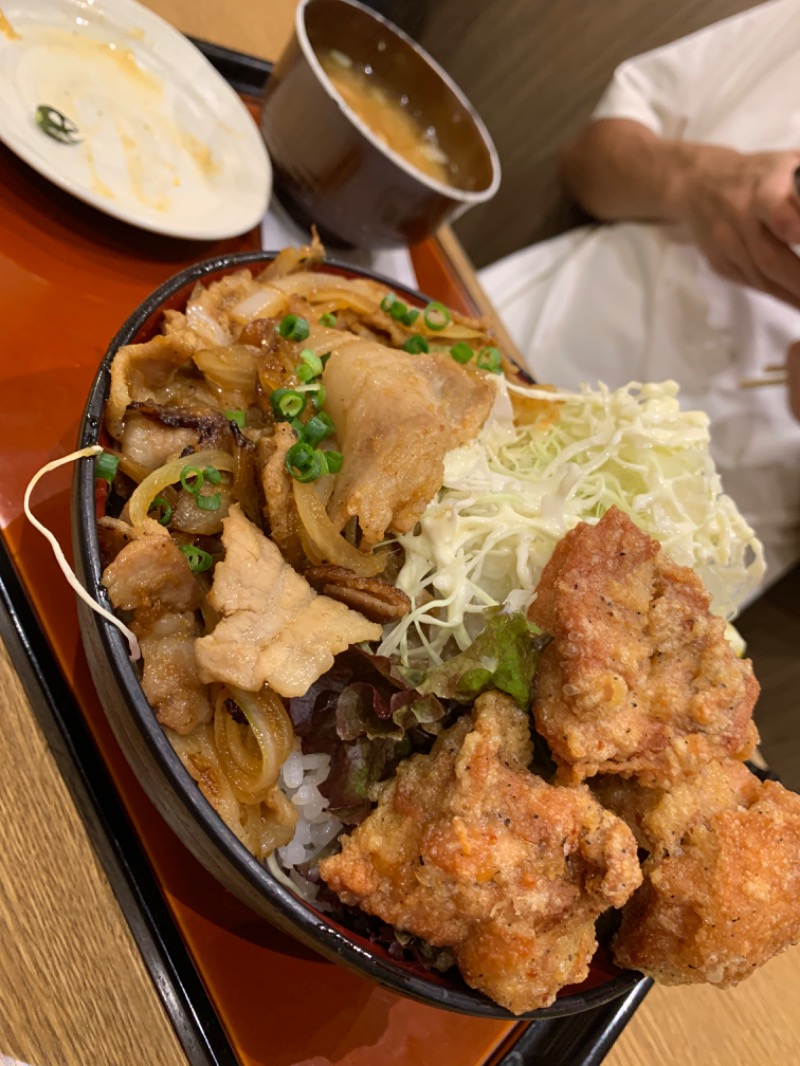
[319,48,455,187]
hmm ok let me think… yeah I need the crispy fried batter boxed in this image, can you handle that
[319,691,642,1015]
[592,758,761,854]
[606,762,800,986]
[528,508,759,784]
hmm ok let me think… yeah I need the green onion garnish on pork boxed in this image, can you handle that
[423,301,451,331]
[286,441,326,483]
[180,463,222,510]
[299,349,324,377]
[94,451,119,484]
[149,496,172,526]
[450,343,473,364]
[381,292,420,327]
[303,413,335,447]
[195,493,221,511]
[402,335,429,354]
[324,450,343,474]
[278,313,310,341]
[477,346,502,373]
[225,409,246,429]
[179,544,213,572]
[271,388,307,420]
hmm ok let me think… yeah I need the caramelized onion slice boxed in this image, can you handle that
[230,286,286,324]
[292,480,386,577]
[128,449,236,528]
[168,722,295,858]
[213,686,295,806]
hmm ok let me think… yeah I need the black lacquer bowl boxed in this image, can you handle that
[71,251,642,1019]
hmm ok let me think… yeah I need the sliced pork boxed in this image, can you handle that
[323,343,495,545]
[195,505,382,697]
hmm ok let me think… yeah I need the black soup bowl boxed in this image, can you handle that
[72,251,643,1019]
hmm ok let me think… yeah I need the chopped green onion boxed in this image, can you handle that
[149,496,173,526]
[271,388,306,420]
[94,452,119,484]
[180,465,204,494]
[423,301,451,331]
[300,348,324,375]
[195,492,222,511]
[319,312,337,327]
[320,352,331,367]
[180,545,213,572]
[35,104,81,145]
[402,334,429,354]
[303,413,335,446]
[312,385,327,410]
[295,349,324,383]
[477,346,502,373]
[324,450,343,474]
[278,314,310,342]
[382,291,420,326]
[180,464,222,509]
[224,409,246,429]
[450,342,474,364]
[285,442,326,483]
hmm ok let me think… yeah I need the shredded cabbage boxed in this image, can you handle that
[378,379,765,667]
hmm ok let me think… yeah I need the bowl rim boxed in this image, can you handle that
[293,0,502,203]
[72,249,643,1020]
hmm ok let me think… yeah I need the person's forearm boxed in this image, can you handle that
[560,116,800,308]
[559,118,736,224]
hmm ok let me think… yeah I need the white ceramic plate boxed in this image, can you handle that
[0,0,271,239]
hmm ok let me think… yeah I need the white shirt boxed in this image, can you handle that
[480,0,800,586]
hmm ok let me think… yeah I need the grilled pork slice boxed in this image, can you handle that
[106,331,206,440]
[102,524,211,734]
[195,504,382,697]
[323,342,495,546]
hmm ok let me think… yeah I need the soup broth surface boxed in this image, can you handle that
[319,49,459,187]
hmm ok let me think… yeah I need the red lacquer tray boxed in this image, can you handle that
[0,47,648,1066]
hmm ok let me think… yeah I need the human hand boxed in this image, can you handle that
[680,147,800,308]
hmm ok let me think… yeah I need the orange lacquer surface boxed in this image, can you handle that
[0,128,521,1065]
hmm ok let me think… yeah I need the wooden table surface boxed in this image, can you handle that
[0,2,797,1065]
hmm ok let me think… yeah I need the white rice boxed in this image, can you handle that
[269,747,343,903]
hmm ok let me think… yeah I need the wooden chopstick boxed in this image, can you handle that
[738,372,788,389]
[738,361,789,389]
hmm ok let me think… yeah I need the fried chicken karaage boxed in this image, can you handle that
[319,691,642,1015]
[595,761,800,985]
[528,508,759,784]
